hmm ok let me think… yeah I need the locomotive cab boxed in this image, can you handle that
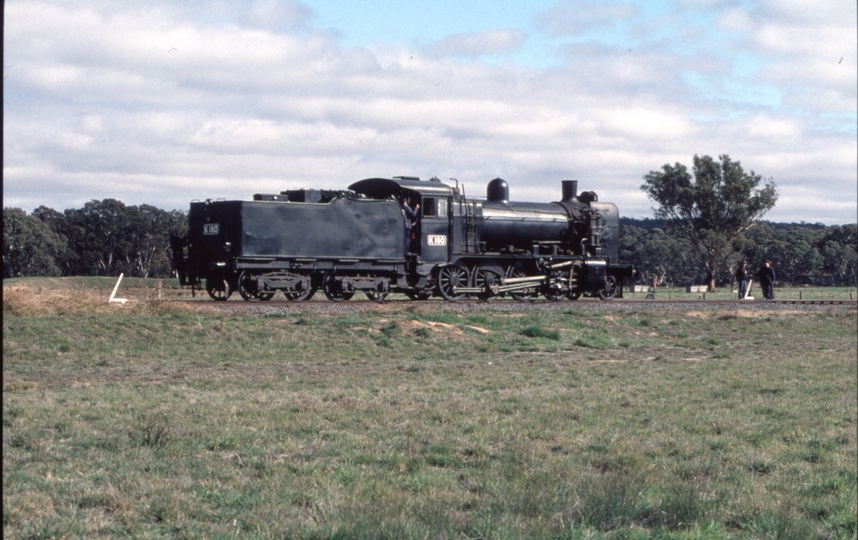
[417,195,450,263]
[349,176,454,264]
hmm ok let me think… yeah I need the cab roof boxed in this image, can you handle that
[349,176,454,200]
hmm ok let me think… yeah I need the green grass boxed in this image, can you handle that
[3,295,857,539]
[628,285,856,301]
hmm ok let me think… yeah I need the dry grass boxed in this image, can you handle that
[2,285,195,317]
[4,285,856,539]
[3,286,119,316]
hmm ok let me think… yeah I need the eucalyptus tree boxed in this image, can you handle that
[641,154,778,291]
[3,208,66,278]
[62,199,131,276]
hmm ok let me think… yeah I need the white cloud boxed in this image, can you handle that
[2,0,856,225]
[722,0,858,115]
[536,2,637,37]
[245,0,313,30]
[717,8,754,33]
[426,30,526,58]
[758,0,853,26]
[743,115,802,139]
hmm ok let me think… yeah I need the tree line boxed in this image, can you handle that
[3,200,187,279]
[620,218,857,288]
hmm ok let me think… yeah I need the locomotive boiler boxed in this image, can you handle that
[182,176,634,302]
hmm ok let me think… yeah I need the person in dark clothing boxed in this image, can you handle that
[756,260,776,300]
[169,227,188,285]
[735,261,750,299]
[401,197,419,255]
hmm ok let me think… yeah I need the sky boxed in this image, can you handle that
[3,0,857,225]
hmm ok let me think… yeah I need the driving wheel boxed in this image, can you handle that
[474,264,504,302]
[507,262,537,302]
[436,264,468,302]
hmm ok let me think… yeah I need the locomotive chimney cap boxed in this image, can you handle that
[561,180,578,203]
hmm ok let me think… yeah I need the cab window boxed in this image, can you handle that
[422,198,448,218]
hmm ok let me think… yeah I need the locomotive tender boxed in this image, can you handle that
[183,176,634,302]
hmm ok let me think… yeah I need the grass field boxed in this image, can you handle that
[3,283,857,539]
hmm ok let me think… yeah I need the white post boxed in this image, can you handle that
[108,273,128,304]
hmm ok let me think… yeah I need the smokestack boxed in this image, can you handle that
[561,180,578,202]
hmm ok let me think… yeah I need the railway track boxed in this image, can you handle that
[620,298,856,306]
[173,296,857,313]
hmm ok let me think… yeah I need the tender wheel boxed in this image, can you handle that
[284,287,315,301]
[474,264,504,302]
[237,271,265,301]
[507,263,537,302]
[206,277,232,301]
[598,275,619,301]
[322,272,355,302]
[365,290,389,303]
[237,271,275,301]
[282,273,315,301]
[436,264,469,302]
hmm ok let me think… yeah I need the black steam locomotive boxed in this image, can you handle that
[181,176,634,302]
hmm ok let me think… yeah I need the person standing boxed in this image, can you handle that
[401,197,419,255]
[735,261,750,299]
[756,260,776,300]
